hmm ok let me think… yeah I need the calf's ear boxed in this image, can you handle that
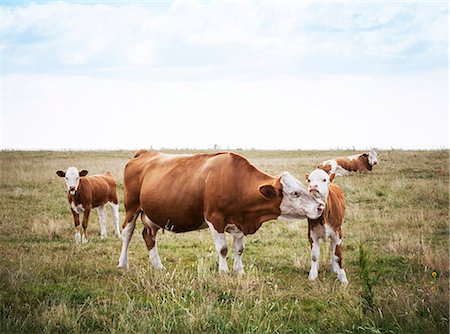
[79,170,88,177]
[56,171,65,177]
[329,173,336,183]
[259,185,278,200]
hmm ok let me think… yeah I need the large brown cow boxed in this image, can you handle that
[117,150,325,273]
[56,167,121,243]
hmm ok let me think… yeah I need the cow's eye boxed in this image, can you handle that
[322,179,326,182]
[65,177,68,180]
[307,179,310,183]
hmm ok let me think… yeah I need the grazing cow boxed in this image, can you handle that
[117,150,325,273]
[318,149,378,176]
[305,169,348,284]
[56,167,121,243]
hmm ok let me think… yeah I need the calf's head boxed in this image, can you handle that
[275,172,324,221]
[56,167,88,195]
[305,169,335,203]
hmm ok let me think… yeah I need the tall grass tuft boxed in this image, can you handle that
[358,242,381,314]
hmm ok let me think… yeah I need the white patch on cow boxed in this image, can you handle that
[322,159,338,174]
[335,165,351,176]
[149,247,164,270]
[206,221,229,273]
[97,205,107,239]
[309,229,320,281]
[307,169,331,202]
[71,201,84,214]
[278,172,324,221]
[117,213,138,269]
[225,224,245,274]
[109,202,121,238]
[141,214,164,270]
[75,230,81,244]
[64,167,81,195]
[82,233,88,243]
[330,232,348,285]
[368,149,378,166]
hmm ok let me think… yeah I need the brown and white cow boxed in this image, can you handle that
[318,149,378,176]
[56,167,121,243]
[117,150,325,273]
[305,169,348,284]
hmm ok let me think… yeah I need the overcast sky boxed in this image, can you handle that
[1,1,448,150]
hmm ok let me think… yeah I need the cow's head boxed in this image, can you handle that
[56,167,88,195]
[368,149,378,166]
[305,169,335,203]
[275,172,324,221]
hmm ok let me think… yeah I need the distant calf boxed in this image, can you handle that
[318,149,378,176]
[56,167,121,243]
[305,169,348,284]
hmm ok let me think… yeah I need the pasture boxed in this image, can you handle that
[0,149,448,333]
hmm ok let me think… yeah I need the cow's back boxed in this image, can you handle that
[83,172,118,207]
[125,150,278,233]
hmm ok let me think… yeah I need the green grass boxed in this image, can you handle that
[0,149,448,333]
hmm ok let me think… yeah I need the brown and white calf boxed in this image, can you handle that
[305,169,348,284]
[318,149,378,176]
[117,150,325,273]
[56,167,121,243]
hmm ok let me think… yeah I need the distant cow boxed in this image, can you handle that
[56,167,121,243]
[305,169,348,284]
[117,150,325,273]
[318,149,378,176]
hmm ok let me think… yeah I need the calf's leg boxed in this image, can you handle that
[308,225,321,281]
[330,231,348,284]
[109,202,121,238]
[81,207,91,243]
[97,205,107,239]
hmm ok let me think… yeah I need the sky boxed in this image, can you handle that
[1,1,448,150]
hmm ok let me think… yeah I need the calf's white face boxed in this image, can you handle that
[306,169,334,202]
[278,172,324,221]
[368,149,378,165]
[56,167,88,195]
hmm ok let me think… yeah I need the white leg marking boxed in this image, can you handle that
[82,232,88,244]
[97,205,107,239]
[117,214,137,269]
[207,221,229,273]
[75,228,81,244]
[232,235,245,274]
[226,225,245,274]
[309,230,320,281]
[109,202,121,238]
[149,246,164,270]
[330,233,348,284]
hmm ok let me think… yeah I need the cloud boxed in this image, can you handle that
[2,1,447,78]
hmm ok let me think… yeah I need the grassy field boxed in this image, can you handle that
[0,149,448,333]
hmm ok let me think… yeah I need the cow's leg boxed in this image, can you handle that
[81,207,91,243]
[142,227,164,270]
[308,224,321,281]
[330,230,348,284]
[109,202,121,238]
[97,205,107,239]
[71,210,81,244]
[117,211,139,269]
[226,226,245,274]
[206,221,229,273]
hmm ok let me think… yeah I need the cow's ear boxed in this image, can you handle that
[259,184,278,200]
[329,173,336,183]
[56,171,65,177]
[362,153,368,157]
[79,170,88,177]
